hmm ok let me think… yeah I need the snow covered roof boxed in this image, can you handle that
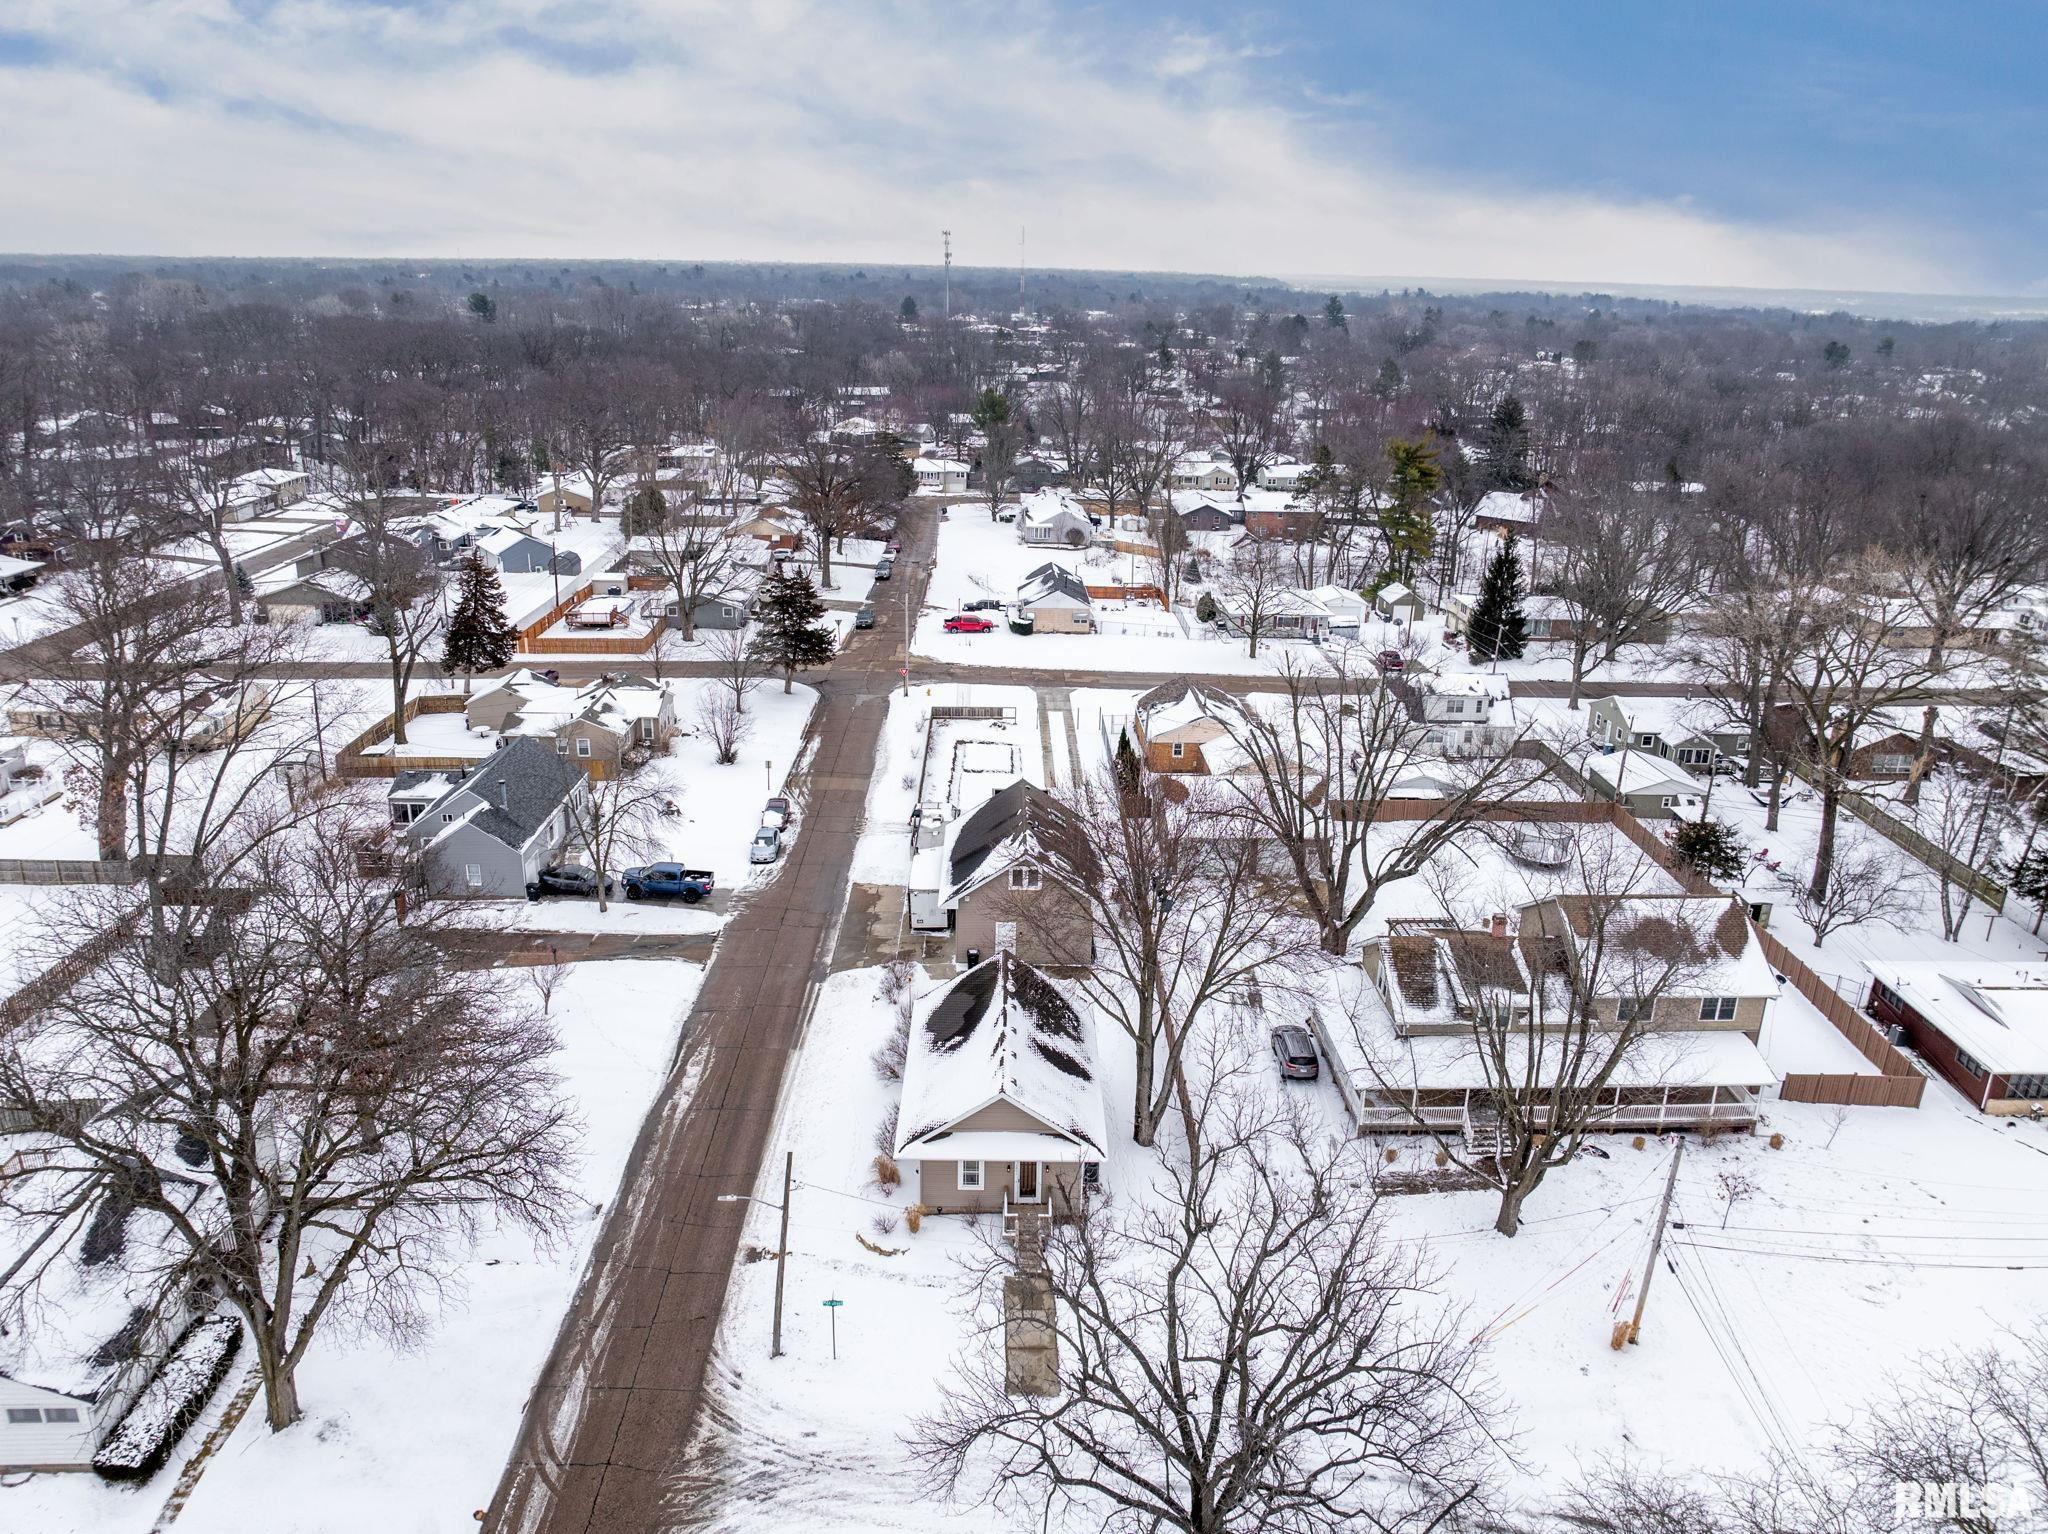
[1018,488,1091,528]
[1375,1023,1775,1092]
[1524,895,1776,1000]
[1585,751,1707,798]
[489,669,671,741]
[944,779,1090,902]
[915,457,970,474]
[1863,960,2048,1075]
[895,952,1107,1159]
[1016,562,1091,608]
[1418,671,1511,701]
[1474,490,1543,524]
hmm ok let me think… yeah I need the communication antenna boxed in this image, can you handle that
[1019,227,1027,303]
[942,230,953,319]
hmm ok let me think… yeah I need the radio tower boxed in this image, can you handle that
[1018,227,1026,305]
[942,230,952,320]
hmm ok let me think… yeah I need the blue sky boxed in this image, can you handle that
[0,1,2038,295]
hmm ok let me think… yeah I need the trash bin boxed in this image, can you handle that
[965,948,981,967]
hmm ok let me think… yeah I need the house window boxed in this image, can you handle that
[1956,1050,1987,1079]
[44,1407,78,1423]
[576,738,593,758]
[957,1160,984,1191]
[1009,865,1042,891]
[1698,996,1738,1022]
[1871,753,1912,774]
[440,812,454,824]
[556,738,569,755]
[1677,748,1710,765]
[1082,1161,1101,1187]
[2006,1074,2048,1100]
[464,864,483,887]
[6,1408,43,1423]
[1170,742,1186,759]
[1871,981,1904,1012]
[1659,796,1676,808]
[1616,997,1651,1023]
[1636,734,1658,748]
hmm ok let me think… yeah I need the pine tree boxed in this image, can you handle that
[1673,820,1747,883]
[1322,294,1348,331]
[623,484,667,538]
[441,550,518,694]
[1114,728,1142,792]
[1467,534,1528,662]
[900,295,919,320]
[749,568,836,693]
[1378,437,1441,587]
[1478,393,1536,492]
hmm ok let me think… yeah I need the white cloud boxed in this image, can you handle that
[0,0,1983,293]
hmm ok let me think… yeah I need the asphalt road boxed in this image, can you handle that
[481,511,932,1534]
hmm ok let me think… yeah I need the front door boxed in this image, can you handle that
[1015,1162,1041,1202]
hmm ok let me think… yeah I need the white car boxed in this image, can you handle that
[749,825,782,864]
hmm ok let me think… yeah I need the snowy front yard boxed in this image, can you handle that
[3,957,709,1534]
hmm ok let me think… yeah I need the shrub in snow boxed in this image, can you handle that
[872,1152,900,1189]
[873,1104,899,1157]
[872,1009,912,1082]
[93,1316,242,1482]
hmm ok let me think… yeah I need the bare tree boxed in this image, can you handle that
[1222,654,1551,956]
[638,501,742,642]
[1004,769,1320,1148]
[1914,770,2015,942]
[1210,535,1294,659]
[1791,832,1922,950]
[704,624,761,713]
[1542,474,1703,708]
[331,460,446,746]
[0,798,576,1432]
[694,688,754,766]
[563,771,667,912]
[1369,833,1730,1235]
[914,1082,1504,1534]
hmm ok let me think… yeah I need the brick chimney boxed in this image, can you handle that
[1489,911,1509,939]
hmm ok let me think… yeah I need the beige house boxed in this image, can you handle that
[921,780,1094,966]
[1015,562,1093,634]
[464,669,675,780]
[894,951,1108,1215]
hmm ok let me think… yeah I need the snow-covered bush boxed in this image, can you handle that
[93,1316,242,1482]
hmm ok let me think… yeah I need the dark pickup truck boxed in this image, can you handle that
[620,863,716,902]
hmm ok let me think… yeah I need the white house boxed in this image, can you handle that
[1258,459,1314,492]
[1168,457,1239,494]
[913,457,970,495]
[1407,672,1515,753]
[1016,489,1095,549]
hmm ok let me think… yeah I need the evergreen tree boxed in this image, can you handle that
[749,568,836,693]
[1378,437,1441,586]
[441,550,518,694]
[1322,294,1348,331]
[623,484,667,538]
[1673,820,1747,883]
[1372,358,1403,402]
[1114,728,1142,793]
[1823,339,1851,369]
[466,291,496,322]
[1477,393,1536,492]
[1467,534,1528,662]
[2007,845,2048,935]
[899,295,919,320]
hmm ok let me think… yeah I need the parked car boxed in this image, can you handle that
[761,802,789,830]
[750,825,783,864]
[765,794,792,818]
[945,615,996,634]
[1270,1025,1320,1081]
[886,538,903,554]
[1374,649,1406,673]
[853,604,877,629]
[963,598,1004,612]
[874,558,894,580]
[526,863,612,901]
[621,863,716,902]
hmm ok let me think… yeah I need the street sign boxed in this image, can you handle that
[822,1297,844,1359]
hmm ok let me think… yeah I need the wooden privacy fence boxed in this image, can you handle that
[1751,925,1926,1106]
[518,627,662,657]
[1785,760,2006,913]
[0,854,196,886]
[335,694,468,779]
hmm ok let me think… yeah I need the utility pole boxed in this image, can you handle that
[942,231,952,321]
[1619,1140,1684,1349]
[771,1150,792,1359]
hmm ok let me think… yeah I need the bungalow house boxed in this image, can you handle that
[1584,750,1708,820]
[1864,960,2048,1113]
[1168,457,1239,494]
[226,467,311,518]
[465,670,676,779]
[1473,489,1545,535]
[1016,489,1094,549]
[1764,705,1919,782]
[7,682,272,751]
[1588,696,1749,772]
[1239,490,1316,540]
[1171,494,1240,533]
[0,550,43,594]
[893,951,1108,1215]
[1130,678,1255,775]
[1332,900,1775,1139]
[253,566,372,625]
[1015,563,1094,634]
[1300,584,1369,632]
[913,457,970,495]
[1215,586,1335,643]
[402,737,588,897]
[908,779,1094,966]
[475,526,580,576]
[1258,459,1314,493]
[535,475,597,520]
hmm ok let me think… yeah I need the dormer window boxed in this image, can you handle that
[1009,865,1042,891]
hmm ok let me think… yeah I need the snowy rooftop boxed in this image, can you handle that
[1584,751,1707,797]
[895,952,1107,1159]
[1864,960,2048,1075]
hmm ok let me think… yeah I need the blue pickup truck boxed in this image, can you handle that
[620,863,716,903]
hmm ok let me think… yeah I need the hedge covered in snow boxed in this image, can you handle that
[93,1315,242,1482]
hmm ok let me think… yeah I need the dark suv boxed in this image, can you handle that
[526,864,612,900]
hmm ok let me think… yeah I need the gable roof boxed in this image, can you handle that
[895,951,1107,1157]
[1017,562,1091,608]
[945,778,1089,898]
[427,738,583,852]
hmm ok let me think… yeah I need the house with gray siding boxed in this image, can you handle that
[402,738,588,897]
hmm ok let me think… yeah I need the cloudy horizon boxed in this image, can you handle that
[1,1,2040,299]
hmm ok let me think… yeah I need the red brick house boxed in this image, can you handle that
[1864,960,2048,1113]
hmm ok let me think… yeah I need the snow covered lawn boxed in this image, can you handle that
[1,956,708,1533]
